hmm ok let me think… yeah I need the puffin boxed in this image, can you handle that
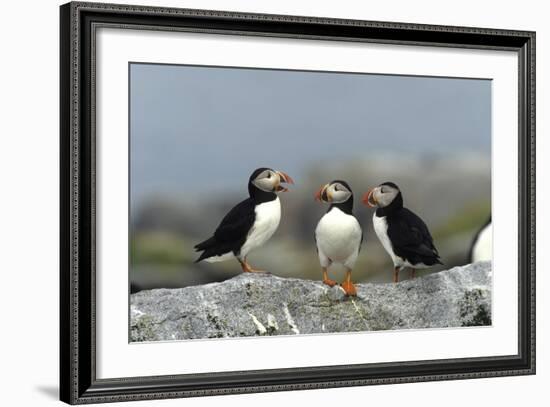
[314,180,363,296]
[469,217,492,263]
[362,182,441,283]
[194,167,294,273]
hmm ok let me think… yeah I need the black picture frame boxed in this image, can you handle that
[60,1,536,404]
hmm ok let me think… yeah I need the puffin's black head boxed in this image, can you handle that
[362,181,402,209]
[315,180,353,204]
[248,167,294,196]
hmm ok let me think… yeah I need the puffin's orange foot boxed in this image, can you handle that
[393,267,400,283]
[323,278,338,287]
[240,260,268,273]
[340,281,357,296]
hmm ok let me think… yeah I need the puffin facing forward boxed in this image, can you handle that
[315,181,363,296]
[194,167,294,273]
[363,182,441,283]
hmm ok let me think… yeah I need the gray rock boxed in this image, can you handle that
[130,261,492,342]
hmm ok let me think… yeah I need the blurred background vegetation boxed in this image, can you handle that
[130,153,490,291]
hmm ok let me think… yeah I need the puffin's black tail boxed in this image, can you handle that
[194,236,237,263]
[194,236,216,263]
[194,236,216,252]
[428,250,443,266]
[194,251,210,263]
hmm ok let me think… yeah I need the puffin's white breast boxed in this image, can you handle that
[239,197,281,258]
[373,214,399,265]
[472,222,492,262]
[315,208,362,264]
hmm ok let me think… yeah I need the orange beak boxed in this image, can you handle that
[276,171,294,185]
[275,171,294,192]
[315,184,330,202]
[362,188,377,207]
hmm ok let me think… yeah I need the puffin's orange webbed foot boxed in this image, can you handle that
[239,259,267,273]
[322,268,337,287]
[340,281,357,297]
[323,278,338,287]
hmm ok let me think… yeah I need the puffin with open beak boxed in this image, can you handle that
[314,180,363,296]
[194,167,294,273]
[363,182,441,283]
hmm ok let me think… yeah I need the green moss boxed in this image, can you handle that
[432,200,491,240]
[130,232,193,265]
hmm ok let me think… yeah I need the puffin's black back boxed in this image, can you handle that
[386,208,441,266]
[194,197,256,262]
[375,183,441,266]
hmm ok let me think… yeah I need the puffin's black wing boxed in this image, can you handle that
[387,208,441,266]
[194,198,256,262]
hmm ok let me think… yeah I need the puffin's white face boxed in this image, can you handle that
[316,182,352,204]
[364,184,399,208]
[252,169,294,193]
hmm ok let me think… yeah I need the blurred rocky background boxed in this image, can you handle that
[129,64,491,292]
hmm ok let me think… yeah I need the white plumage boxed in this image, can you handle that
[204,198,281,263]
[239,197,281,259]
[372,214,397,265]
[315,207,362,269]
[472,222,492,263]
[204,252,235,263]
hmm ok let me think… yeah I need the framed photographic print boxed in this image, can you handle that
[60,1,535,404]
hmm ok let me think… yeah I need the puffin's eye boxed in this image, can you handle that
[267,173,271,179]
[334,185,339,191]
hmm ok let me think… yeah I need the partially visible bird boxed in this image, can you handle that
[194,167,294,273]
[314,180,363,296]
[363,182,441,283]
[469,217,492,263]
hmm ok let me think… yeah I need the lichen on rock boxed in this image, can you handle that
[459,288,492,326]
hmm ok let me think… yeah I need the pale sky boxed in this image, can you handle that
[130,63,491,208]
